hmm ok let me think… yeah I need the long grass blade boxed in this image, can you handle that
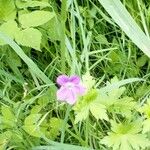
[98,0,150,58]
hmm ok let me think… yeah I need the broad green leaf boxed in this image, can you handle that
[0,32,54,84]
[90,102,108,121]
[15,28,42,50]
[101,121,150,150]
[142,119,150,133]
[0,0,16,22]
[98,0,150,58]
[0,20,19,45]
[98,77,136,117]
[74,107,89,124]
[1,105,16,128]
[74,89,108,123]
[31,105,42,114]
[16,0,50,9]
[23,114,42,137]
[19,11,55,28]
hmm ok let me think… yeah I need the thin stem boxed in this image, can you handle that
[60,105,72,143]
[60,0,67,73]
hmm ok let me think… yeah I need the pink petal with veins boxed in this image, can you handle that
[57,87,68,101]
[65,90,77,105]
[56,75,69,86]
[73,84,86,95]
[69,75,80,84]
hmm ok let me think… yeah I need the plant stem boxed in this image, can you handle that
[61,105,72,143]
[60,0,67,73]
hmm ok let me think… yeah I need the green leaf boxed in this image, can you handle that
[0,32,54,84]
[0,20,19,45]
[95,34,109,45]
[16,0,50,9]
[19,10,55,28]
[142,119,150,133]
[74,89,108,123]
[101,121,150,150]
[90,102,108,121]
[139,98,150,119]
[46,17,61,41]
[0,131,12,149]
[1,105,16,128]
[137,55,148,67]
[139,98,150,133]
[0,0,16,22]
[98,77,136,117]
[47,117,63,140]
[23,114,42,137]
[82,72,96,90]
[74,107,89,124]
[15,28,42,50]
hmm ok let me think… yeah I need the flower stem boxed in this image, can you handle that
[61,105,72,143]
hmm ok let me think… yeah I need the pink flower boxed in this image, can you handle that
[56,75,86,105]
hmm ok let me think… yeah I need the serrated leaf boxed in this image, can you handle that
[90,102,108,121]
[19,10,55,28]
[82,72,95,90]
[16,0,50,9]
[15,28,42,50]
[74,107,89,124]
[0,0,16,22]
[0,20,19,45]
[74,89,108,123]
[142,119,150,133]
[101,121,150,150]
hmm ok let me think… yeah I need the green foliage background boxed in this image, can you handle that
[0,0,150,150]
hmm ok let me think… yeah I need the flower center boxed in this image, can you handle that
[65,82,74,89]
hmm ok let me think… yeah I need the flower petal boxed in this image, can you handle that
[56,75,69,86]
[73,84,86,95]
[57,87,68,101]
[69,75,80,84]
[65,90,77,105]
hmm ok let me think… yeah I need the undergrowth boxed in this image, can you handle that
[0,0,150,150]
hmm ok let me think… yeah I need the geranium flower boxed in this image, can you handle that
[56,75,86,105]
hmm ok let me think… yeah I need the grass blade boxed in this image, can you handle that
[0,32,53,84]
[98,0,150,58]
